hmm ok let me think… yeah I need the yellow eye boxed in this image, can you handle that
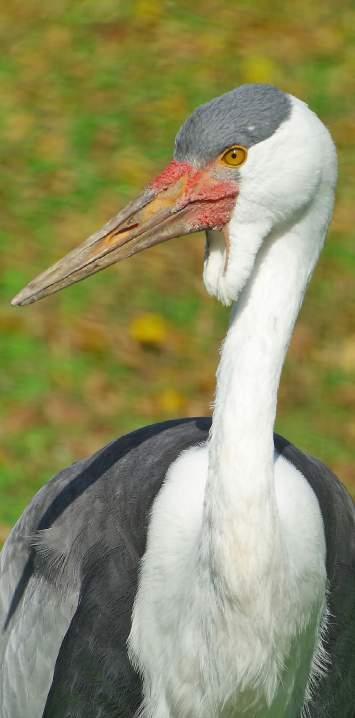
[220,145,248,167]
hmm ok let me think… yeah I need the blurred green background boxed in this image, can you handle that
[1,0,354,542]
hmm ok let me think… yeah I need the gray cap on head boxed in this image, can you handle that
[174,84,291,165]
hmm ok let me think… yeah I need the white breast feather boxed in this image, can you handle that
[129,445,327,718]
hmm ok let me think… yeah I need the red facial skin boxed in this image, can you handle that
[151,160,238,230]
[150,160,192,190]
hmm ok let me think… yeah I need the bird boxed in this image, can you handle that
[1,83,355,718]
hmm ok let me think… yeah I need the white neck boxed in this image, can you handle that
[203,200,329,592]
[128,179,335,718]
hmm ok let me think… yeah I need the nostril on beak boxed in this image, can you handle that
[111,223,140,238]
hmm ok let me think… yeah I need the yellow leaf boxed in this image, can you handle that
[134,0,163,22]
[241,56,279,84]
[158,388,186,414]
[129,312,168,348]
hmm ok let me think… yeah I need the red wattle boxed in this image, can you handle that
[188,196,237,230]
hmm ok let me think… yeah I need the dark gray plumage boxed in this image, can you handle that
[1,418,355,717]
[174,84,291,164]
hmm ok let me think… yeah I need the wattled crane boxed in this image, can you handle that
[1,84,355,718]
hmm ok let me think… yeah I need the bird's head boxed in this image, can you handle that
[12,84,337,308]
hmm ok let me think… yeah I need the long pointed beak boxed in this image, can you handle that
[11,160,238,307]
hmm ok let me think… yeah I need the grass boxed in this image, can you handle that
[1,0,355,539]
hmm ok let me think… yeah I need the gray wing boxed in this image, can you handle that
[0,460,83,718]
[0,418,211,718]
